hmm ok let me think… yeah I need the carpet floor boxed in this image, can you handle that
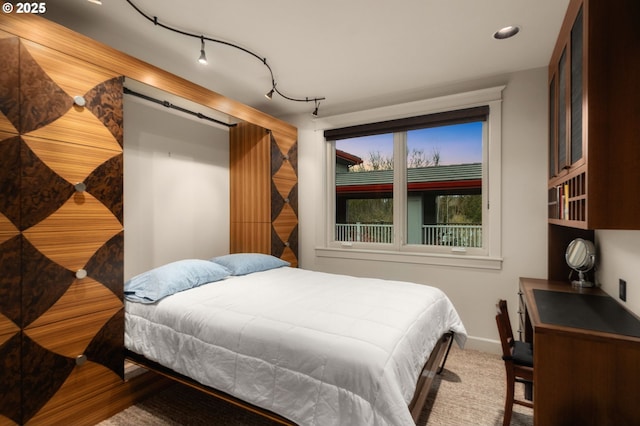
[98,346,533,426]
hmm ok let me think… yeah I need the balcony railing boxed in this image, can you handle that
[335,223,394,243]
[335,223,482,247]
[421,224,482,248]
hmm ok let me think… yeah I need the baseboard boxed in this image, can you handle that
[462,336,501,355]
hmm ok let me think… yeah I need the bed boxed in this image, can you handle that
[124,254,467,425]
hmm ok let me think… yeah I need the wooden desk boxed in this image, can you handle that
[519,277,640,426]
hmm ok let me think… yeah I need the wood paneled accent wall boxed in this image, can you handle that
[230,123,299,266]
[230,123,272,253]
[0,29,124,425]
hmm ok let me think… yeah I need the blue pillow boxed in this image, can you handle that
[124,259,230,303]
[210,253,290,276]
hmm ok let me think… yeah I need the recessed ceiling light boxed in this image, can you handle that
[87,0,103,5]
[493,25,520,40]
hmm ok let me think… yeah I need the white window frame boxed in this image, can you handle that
[315,86,504,270]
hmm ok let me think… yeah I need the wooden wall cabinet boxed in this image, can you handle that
[230,122,299,267]
[547,0,640,229]
[0,31,124,425]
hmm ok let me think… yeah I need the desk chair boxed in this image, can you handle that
[495,299,534,426]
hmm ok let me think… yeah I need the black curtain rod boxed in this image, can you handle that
[123,86,236,128]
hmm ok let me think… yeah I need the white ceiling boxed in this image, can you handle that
[44,0,569,119]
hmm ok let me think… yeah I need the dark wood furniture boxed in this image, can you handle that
[495,300,534,426]
[408,332,455,422]
[519,277,640,426]
[547,0,640,230]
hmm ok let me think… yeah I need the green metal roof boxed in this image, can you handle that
[336,163,481,186]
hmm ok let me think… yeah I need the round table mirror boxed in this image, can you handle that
[565,238,596,287]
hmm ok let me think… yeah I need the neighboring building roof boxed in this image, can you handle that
[336,162,481,193]
[336,149,363,167]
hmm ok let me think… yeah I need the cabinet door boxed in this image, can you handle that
[557,47,568,171]
[0,31,21,426]
[0,236,20,426]
[16,39,124,424]
[569,6,584,166]
[21,308,124,424]
[549,5,584,178]
[548,76,556,179]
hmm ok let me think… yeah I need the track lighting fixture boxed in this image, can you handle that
[125,0,325,115]
[198,36,208,64]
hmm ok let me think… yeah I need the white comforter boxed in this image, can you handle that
[125,267,466,426]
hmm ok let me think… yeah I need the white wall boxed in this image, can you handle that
[290,67,550,352]
[596,230,640,316]
[123,96,230,279]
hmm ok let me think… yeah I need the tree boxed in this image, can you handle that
[346,198,393,223]
[437,195,482,224]
[408,147,440,168]
[351,148,440,172]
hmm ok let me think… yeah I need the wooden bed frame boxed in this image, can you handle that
[408,332,455,421]
[126,331,455,425]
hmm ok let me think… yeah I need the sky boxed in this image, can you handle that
[336,121,483,167]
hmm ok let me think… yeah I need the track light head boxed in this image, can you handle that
[265,88,275,100]
[198,50,207,64]
[311,101,320,117]
[198,36,208,64]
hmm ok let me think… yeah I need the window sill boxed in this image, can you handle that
[315,246,503,270]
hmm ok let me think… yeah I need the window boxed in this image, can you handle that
[320,87,503,269]
[335,133,394,243]
[405,124,483,248]
[332,114,484,251]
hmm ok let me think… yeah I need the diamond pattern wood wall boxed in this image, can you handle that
[0,31,22,426]
[0,31,124,425]
[230,122,298,267]
[270,130,298,265]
